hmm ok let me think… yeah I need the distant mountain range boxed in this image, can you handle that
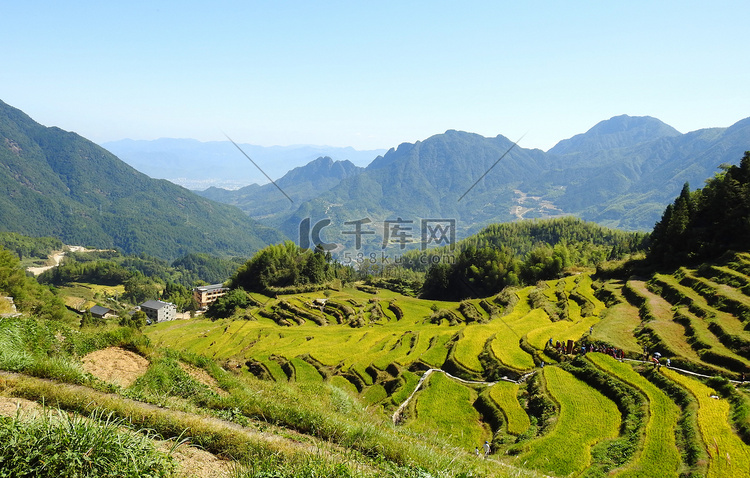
[197,114,750,251]
[2,96,748,260]
[0,100,284,260]
[102,138,386,190]
[197,156,362,220]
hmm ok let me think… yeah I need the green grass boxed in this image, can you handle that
[588,353,682,478]
[418,333,453,367]
[518,366,621,476]
[328,375,359,396]
[389,370,420,407]
[574,275,607,316]
[362,384,388,405]
[0,408,175,477]
[488,381,530,435]
[260,356,288,382]
[489,309,546,371]
[349,363,373,386]
[453,325,491,373]
[664,368,750,477]
[405,372,491,450]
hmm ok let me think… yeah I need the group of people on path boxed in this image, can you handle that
[547,336,625,361]
[643,349,670,369]
[475,441,491,458]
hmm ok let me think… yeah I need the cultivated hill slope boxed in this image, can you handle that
[0,99,284,260]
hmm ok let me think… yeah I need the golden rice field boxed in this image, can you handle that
[146,257,750,475]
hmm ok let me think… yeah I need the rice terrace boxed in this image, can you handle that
[2,93,750,477]
[143,252,750,477]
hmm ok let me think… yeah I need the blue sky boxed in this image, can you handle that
[1,1,748,151]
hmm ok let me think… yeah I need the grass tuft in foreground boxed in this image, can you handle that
[0,407,175,478]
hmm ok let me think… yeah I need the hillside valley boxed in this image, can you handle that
[0,99,284,260]
[2,97,750,477]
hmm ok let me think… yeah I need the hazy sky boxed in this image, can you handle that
[2,1,748,151]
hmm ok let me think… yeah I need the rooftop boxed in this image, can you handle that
[141,300,174,310]
[89,305,111,316]
[195,283,228,292]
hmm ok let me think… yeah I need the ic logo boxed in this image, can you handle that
[298,218,337,251]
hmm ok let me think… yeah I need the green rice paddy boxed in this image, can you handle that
[517,366,621,476]
[144,261,750,474]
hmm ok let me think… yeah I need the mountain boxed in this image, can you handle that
[275,130,551,248]
[224,115,749,250]
[545,119,750,230]
[548,115,682,156]
[0,99,285,260]
[196,156,363,219]
[102,138,385,190]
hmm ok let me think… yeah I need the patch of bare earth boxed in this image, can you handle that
[0,397,42,418]
[82,347,150,387]
[164,443,234,478]
[179,362,228,396]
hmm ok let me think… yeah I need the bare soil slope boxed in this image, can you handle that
[82,347,149,387]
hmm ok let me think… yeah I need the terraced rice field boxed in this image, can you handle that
[146,258,750,471]
[663,368,750,477]
[405,372,491,450]
[517,366,621,476]
[592,281,642,353]
[487,381,530,435]
[588,353,681,478]
[626,280,705,363]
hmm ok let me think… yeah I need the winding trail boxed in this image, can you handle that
[26,250,67,275]
[26,245,115,276]
[391,368,535,425]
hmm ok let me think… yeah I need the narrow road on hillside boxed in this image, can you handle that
[26,245,113,276]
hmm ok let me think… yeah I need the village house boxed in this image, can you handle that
[89,305,114,319]
[193,283,229,309]
[140,299,177,323]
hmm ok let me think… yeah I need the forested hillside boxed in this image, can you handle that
[196,156,362,218]
[650,152,750,265]
[0,99,284,260]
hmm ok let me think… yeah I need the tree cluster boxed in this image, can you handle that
[0,232,63,261]
[649,152,750,265]
[229,241,349,294]
[402,217,648,273]
[0,247,66,321]
[420,243,572,300]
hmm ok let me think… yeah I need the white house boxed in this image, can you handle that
[140,300,177,323]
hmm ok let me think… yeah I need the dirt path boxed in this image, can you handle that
[26,250,66,276]
[26,245,114,276]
